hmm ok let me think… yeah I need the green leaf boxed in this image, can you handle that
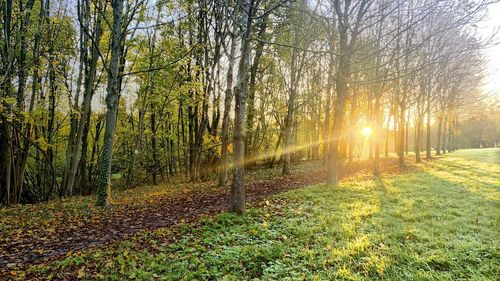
[4,97,16,105]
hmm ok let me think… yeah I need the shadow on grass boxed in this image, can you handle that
[432,159,496,178]
[358,163,499,279]
[303,149,499,279]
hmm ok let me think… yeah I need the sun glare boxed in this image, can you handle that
[362,127,372,137]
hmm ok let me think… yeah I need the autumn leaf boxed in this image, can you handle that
[77,267,86,279]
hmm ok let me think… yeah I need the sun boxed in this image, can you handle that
[362,127,372,137]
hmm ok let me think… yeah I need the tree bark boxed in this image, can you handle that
[425,98,432,159]
[218,20,237,187]
[96,0,124,207]
[436,113,442,155]
[327,50,349,185]
[245,14,268,160]
[441,114,447,154]
[230,0,253,214]
[62,0,102,196]
[373,96,381,175]
[398,101,406,167]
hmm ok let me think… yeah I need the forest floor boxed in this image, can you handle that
[2,149,499,280]
[1,155,405,278]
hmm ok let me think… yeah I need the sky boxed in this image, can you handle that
[479,2,500,98]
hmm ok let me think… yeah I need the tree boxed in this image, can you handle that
[96,0,127,206]
[327,0,372,185]
[230,0,255,214]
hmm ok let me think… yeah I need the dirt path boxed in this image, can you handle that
[0,158,405,272]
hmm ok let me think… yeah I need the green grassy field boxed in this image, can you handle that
[31,149,499,280]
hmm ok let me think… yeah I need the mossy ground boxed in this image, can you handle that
[29,148,499,280]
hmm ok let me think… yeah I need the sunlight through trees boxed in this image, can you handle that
[0,0,497,211]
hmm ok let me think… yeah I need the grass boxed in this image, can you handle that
[26,148,500,280]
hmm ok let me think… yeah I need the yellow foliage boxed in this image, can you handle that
[37,136,49,152]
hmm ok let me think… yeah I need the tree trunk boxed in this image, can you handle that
[96,0,124,207]
[385,112,391,158]
[394,110,399,155]
[323,47,335,165]
[373,96,381,175]
[348,92,358,163]
[405,109,410,156]
[79,108,92,195]
[415,113,422,163]
[283,40,306,175]
[245,14,268,159]
[0,0,14,204]
[327,53,348,185]
[441,114,447,154]
[398,101,406,167]
[126,108,145,186]
[151,111,158,185]
[230,0,253,214]
[282,89,296,176]
[218,17,237,187]
[448,117,453,151]
[436,113,442,155]
[62,0,102,196]
[425,100,432,159]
